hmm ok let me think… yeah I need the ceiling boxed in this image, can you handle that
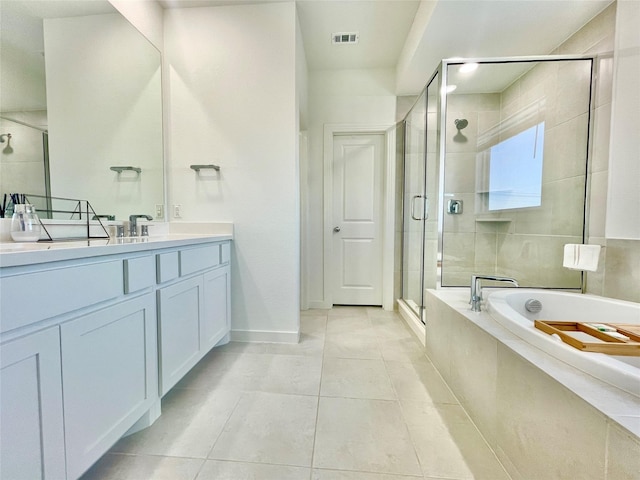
[296,0,420,71]
[1,1,115,55]
[4,0,614,97]
[161,0,612,95]
[393,0,613,94]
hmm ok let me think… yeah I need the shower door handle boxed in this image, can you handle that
[411,195,429,221]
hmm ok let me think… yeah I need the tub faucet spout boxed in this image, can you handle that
[470,274,519,312]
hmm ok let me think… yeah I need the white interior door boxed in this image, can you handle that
[332,134,384,305]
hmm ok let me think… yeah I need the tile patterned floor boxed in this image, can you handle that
[81,307,510,480]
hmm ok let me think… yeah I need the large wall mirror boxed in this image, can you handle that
[0,0,163,221]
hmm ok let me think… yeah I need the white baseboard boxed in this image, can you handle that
[397,299,426,346]
[231,329,300,344]
[308,300,331,310]
[124,399,161,437]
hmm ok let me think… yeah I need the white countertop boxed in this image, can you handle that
[0,233,232,268]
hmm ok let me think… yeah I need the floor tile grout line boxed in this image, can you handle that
[93,307,507,479]
[375,313,430,479]
[391,315,514,480]
[311,465,425,478]
[201,389,245,462]
[196,457,317,472]
[322,307,426,478]
[309,315,328,480]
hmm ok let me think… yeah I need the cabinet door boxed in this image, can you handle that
[202,266,231,352]
[158,276,203,396]
[0,327,66,480]
[61,294,157,480]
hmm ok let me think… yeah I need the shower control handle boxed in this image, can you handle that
[411,195,428,221]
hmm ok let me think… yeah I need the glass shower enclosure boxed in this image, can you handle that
[400,55,595,325]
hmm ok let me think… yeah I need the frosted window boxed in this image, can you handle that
[488,122,544,211]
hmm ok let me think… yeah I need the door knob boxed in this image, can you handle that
[333,226,341,232]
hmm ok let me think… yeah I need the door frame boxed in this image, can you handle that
[322,123,396,310]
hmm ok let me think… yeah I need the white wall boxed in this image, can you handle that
[44,13,163,220]
[109,0,164,53]
[305,68,396,307]
[296,9,309,310]
[296,9,309,131]
[164,2,300,341]
[606,0,640,240]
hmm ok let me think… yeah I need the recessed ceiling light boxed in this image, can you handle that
[460,62,479,73]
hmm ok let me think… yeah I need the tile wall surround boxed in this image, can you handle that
[396,3,640,296]
[397,2,639,300]
[441,58,592,288]
[576,2,640,303]
[424,289,640,480]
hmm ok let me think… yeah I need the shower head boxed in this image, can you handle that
[454,119,468,130]
[1,133,13,154]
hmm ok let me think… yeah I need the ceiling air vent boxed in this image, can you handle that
[332,32,359,45]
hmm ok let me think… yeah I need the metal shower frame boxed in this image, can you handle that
[400,54,598,321]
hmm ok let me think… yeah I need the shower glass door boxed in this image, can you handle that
[402,91,426,318]
[401,73,440,322]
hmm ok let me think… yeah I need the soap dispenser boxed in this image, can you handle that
[11,204,41,242]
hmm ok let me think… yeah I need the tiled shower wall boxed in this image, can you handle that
[396,2,639,303]
[443,3,640,296]
[442,58,591,289]
[562,3,640,303]
[496,59,591,288]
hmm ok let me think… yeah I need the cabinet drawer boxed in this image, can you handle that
[179,244,220,276]
[0,260,123,334]
[124,255,155,293]
[156,252,179,284]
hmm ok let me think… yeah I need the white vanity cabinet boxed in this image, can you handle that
[0,327,66,480]
[0,235,232,480]
[157,242,231,396]
[61,294,157,480]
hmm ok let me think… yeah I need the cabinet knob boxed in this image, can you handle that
[333,226,341,233]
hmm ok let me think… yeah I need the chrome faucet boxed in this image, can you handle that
[470,274,519,312]
[129,214,153,237]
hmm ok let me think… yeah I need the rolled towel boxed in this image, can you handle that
[563,244,601,272]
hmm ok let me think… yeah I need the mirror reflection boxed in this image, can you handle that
[0,0,163,221]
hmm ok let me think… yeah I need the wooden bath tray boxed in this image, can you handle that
[534,320,640,356]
